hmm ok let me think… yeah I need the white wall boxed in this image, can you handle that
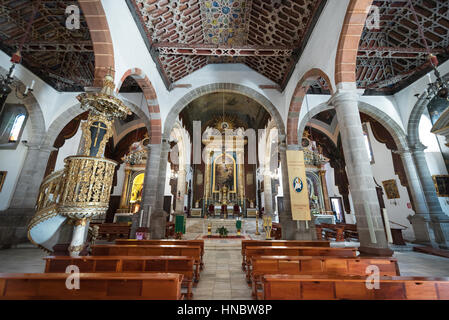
[53,125,82,172]
[365,122,415,240]
[0,123,29,210]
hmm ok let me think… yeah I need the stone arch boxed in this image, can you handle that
[407,72,449,147]
[335,0,372,85]
[117,68,162,145]
[79,0,115,86]
[164,83,286,138]
[287,68,334,145]
[42,99,151,151]
[297,101,408,151]
[0,66,46,146]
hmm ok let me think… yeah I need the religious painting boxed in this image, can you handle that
[89,121,108,156]
[196,172,203,186]
[213,153,236,193]
[382,179,400,199]
[246,173,253,186]
[130,173,145,204]
[0,171,6,192]
[433,175,449,197]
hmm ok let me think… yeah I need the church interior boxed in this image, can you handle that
[0,0,449,301]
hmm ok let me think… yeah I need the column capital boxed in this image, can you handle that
[328,89,359,107]
[22,142,57,153]
[287,144,302,151]
[392,148,411,156]
[409,142,427,152]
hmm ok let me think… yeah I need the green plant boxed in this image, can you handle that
[216,226,229,237]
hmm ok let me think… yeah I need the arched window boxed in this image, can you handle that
[0,104,28,149]
[362,123,375,164]
[8,113,25,142]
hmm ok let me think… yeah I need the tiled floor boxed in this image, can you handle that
[1,239,449,300]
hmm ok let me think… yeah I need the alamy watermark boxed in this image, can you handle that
[65,5,80,30]
[65,265,80,290]
[365,265,380,290]
[366,5,380,30]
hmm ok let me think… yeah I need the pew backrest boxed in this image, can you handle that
[91,245,201,261]
[44,256,194,276]
[262,275,449,300]
[0,273,183,300]
[115,239,205,256]
[246,246,358,260]
[251,256,400,277]
[241,240,330,255]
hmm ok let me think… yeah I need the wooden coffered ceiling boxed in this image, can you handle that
[358,0,449,94]
[127,0,327,90]
[0,0,95,91]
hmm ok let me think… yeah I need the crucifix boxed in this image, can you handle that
[91,121,108,148]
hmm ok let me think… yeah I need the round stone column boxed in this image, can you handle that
[329,86,392,256]
[409,143,449,248]
[395,148,436,246]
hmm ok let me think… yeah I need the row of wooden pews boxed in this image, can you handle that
[242,240,449,300]
[0,239,205,300]
[315,223,359,242]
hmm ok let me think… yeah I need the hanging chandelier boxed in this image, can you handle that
[407,0,449,100]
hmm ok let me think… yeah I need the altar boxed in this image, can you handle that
[202,218,245,234]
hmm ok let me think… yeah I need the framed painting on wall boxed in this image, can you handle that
[0,171,6,192]
[382,179,400,199]
[433,175,449,197]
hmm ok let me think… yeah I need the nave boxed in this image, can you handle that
[1,234,449,300]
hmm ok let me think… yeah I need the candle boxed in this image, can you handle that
[10,67,15,78]
[24,87,29,95]
[139,210,143,227]
[30,80,35,90]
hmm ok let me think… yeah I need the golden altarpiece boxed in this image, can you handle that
[301,131,335,222]
[201,117,247,214]
[116,135,150,216]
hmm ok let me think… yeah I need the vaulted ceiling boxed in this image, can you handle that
[127,0,327,90]
[0,0,95,91]
[358,0,449,94]
[179,92,271,136]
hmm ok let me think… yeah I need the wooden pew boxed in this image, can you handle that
[315,223,344,241]
[44,255,195,299]
[0,273,183,300]
[244,245,356,276]
[250,256,400,299]
[91,244,202,280]
[241,240,330,270]
[92,223,130,242]
[115,239,205,270]
[262,274,449,300]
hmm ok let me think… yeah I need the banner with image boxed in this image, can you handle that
[286,150,311,221]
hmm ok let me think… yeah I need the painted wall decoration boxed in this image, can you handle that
[246,173,253,186]
[433,175,449,197]
[201,0,251,45]
[382,179,400,199]
[197,172,203,186]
